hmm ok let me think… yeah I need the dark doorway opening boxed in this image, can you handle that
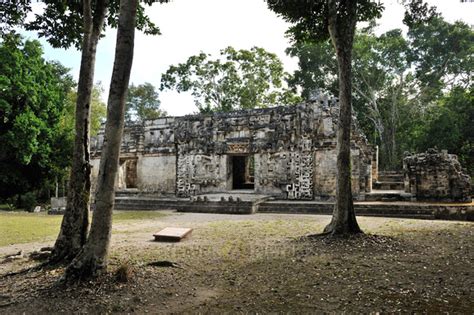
[232,155,255,189]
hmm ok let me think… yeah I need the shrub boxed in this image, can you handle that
[19,192,37,212]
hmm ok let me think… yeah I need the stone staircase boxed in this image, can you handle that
[177,191,272,214]
[368,170,408,201]
[114,196,185,210]
[365,190,412,202]
[373,171,404,190]
[114,190,185,210]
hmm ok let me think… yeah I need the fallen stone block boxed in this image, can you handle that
[153,227,193,242]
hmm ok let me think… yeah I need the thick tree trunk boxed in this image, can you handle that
[324,0,362,235]
[50,0,108,264]
[64,0,137,280]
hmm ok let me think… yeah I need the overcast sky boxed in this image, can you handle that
[23,0,474,116]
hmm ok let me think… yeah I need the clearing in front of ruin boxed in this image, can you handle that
[0,211,472,313]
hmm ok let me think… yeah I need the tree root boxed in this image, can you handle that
[0,261,50,279]
[146,261,183,269]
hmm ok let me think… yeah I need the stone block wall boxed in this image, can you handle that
[90,96,374,200]
[404,149,472,202]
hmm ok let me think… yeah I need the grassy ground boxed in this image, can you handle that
[0,211,167,247]
[0,212,472,313]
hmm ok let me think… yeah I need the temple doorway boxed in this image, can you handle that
[118,158,138,189]
[231,155,255,190]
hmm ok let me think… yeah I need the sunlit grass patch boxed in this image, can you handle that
[0,212,62,247]
[0,211,168,247]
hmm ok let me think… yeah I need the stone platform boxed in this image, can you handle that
[113,193,474,221]
[258,200,474,221]
[365,190,413,202]
[179,191,273,214]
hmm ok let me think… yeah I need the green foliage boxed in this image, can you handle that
[0,1,31,35]
[402,0,440,28]
[0,34,73,199]
[286,14,473,171]
[411,86,474,174]
[161,46,301,113]
[407,17,474,102]
[266,0,384,44]
[61,84,107,136]
[126,82,166,122]
[19,192,37,212]
[0,0,169,50]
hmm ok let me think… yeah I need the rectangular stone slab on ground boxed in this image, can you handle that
[153,227,193,242]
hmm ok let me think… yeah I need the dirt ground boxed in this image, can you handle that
[0,211,473,314]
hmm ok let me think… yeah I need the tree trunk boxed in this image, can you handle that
[50,0,108,264]
[64,0,137,280]
[324,0,362,235]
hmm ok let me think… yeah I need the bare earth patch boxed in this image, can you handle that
[0,212,472,313]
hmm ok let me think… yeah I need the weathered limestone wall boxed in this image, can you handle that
[137,155,176,194]
[404,149,472,202]
[90,96,374,200]
[313,148,371,200]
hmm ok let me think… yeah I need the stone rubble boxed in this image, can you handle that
[403,149,472,202]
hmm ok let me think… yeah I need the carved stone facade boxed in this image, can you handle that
[91,96,375,200]
[404,149,472,202]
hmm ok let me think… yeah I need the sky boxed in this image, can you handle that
[21,0,474,116]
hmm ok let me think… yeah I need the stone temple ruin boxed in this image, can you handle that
[89,95,472,218]
[404,149,471,202]
[91,95,375,201]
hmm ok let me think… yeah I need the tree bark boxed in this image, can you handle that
[64,0,137,280]
[324,0,362,235]
[50,0,108,264]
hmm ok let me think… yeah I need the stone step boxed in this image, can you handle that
[378,171,403,175]
[258,201,474,221]
[114,197,187,210]
[258,201,435,219]
[373,181,404,190]
[365,190,412,202]
[377,174,404,182]
[176,200,255,214]
[113,197,474,221]
[115,189,140,197]
[178,192,272,214]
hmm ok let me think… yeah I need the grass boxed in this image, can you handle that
[0,212,63,247]
[0,211,167,247]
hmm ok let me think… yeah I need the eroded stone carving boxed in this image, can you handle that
[91,95,374,200]
[404,149,472,202]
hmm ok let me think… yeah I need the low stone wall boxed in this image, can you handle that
[404,149,472,202]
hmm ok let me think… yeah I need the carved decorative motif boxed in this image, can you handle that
[176,155,195,197]
[91,96,374,200]
[227,143,249,154]
[285,152,314,200]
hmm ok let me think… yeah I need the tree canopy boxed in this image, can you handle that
[267,0,383,44]
[0,0,166,49]
[286,15,473,171]
[126,82,166,122]
[0,34,74,199]
[160,46,301,113]
[60,83,107,137]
